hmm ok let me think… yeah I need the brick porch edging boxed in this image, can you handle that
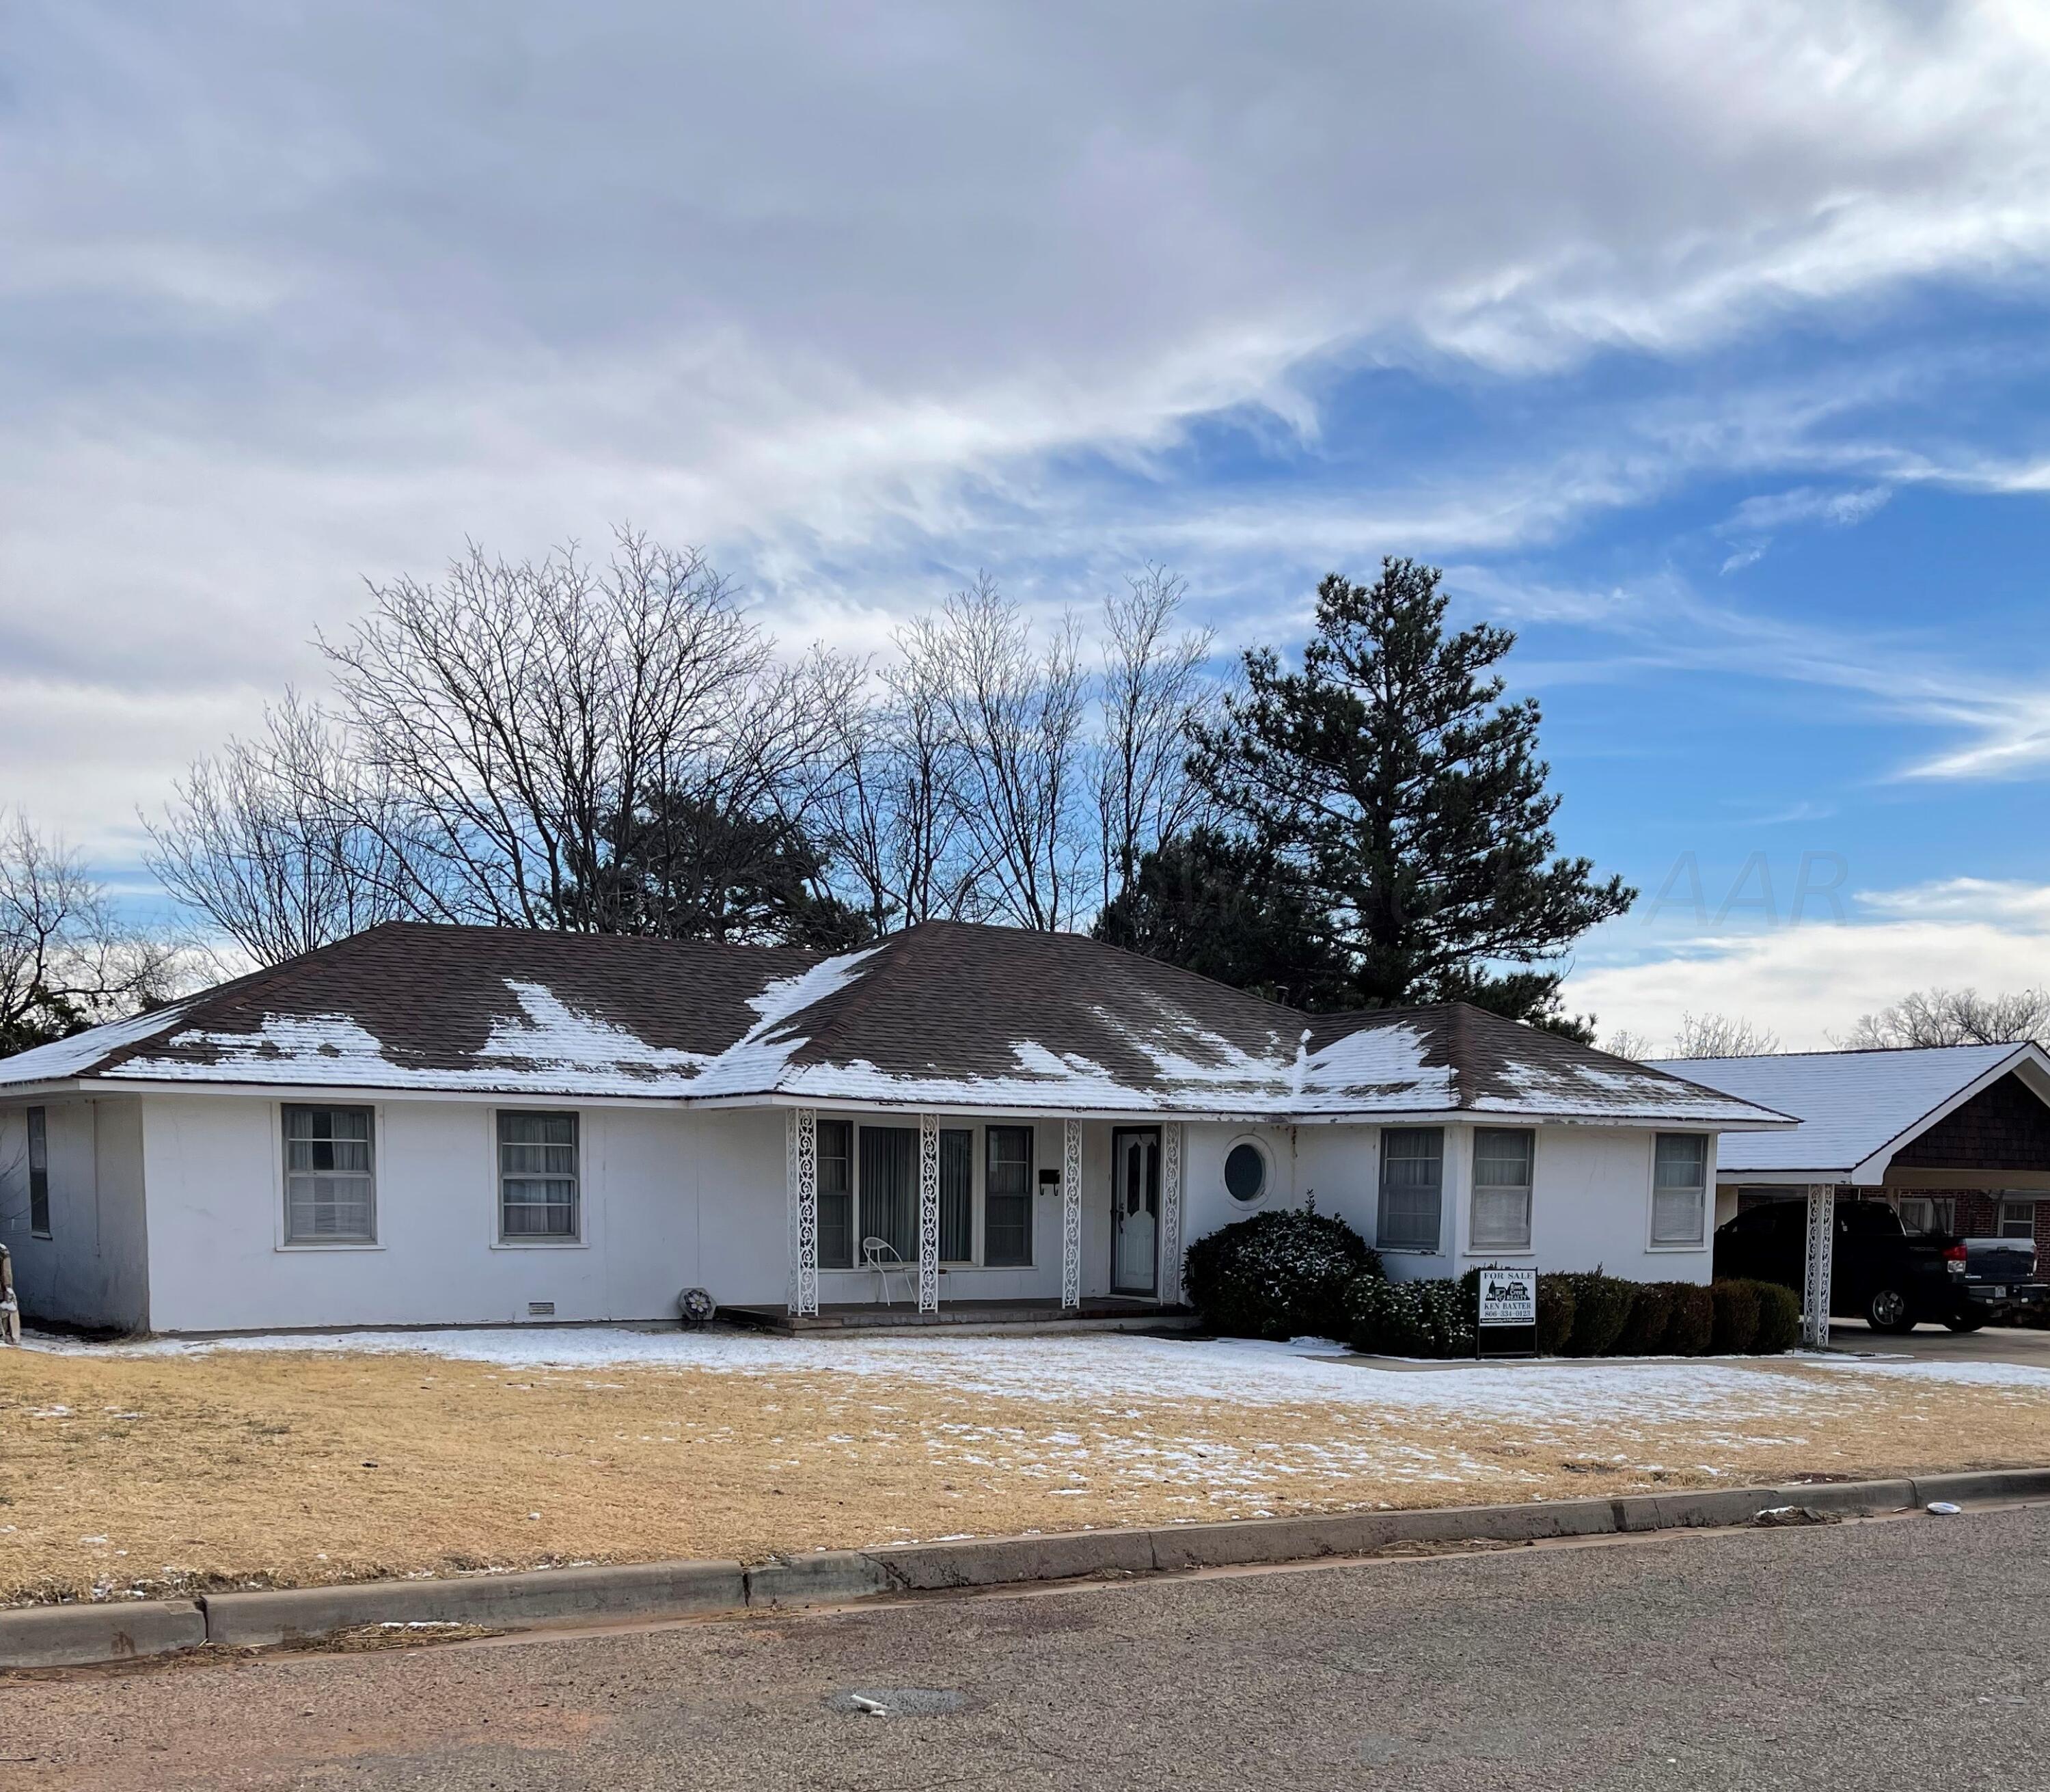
[8,1466,2049,1670]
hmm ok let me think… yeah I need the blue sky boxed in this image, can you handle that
[5,3,2050,1046]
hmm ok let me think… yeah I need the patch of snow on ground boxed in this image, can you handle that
[25,1327,2047,1425]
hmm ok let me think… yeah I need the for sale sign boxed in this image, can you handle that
[1477,1267,1538,1327]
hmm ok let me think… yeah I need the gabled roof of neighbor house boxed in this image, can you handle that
[0,920,1789,1126]
[1646,1042,2050,1181]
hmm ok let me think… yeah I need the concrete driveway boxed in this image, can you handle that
[1829,1318,2050,1367]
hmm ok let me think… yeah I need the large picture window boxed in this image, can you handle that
[940,1128,974,1262]
[1470,1128,1534,1251]
[817,1119,853,1268]
[282,1104,376,1243]
[497,1111,579,1240]
[1378,1127,1444,1253]
[984,1126,1034,1266]
[26,1105,49,1237]
[860,1125,919,1262]
[1651,1133,1709,1245]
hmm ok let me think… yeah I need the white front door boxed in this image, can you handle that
[1112,1128,1160,1296]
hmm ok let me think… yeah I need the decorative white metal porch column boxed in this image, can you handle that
[917,1112,940,1314]
[1801,1181,1835,1348]
[1061,1117,1083,1309]
[1159,1122,1185,1306]
[786,1107,819,1318]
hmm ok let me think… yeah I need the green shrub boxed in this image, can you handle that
[1710,1278,1762,1353]
[1534,1274,1577,1355]
[1553,1271,1635,1357]
[1184,1208,1380,1340]
[1749,1280,1802,1353]
[1347,1275,1473,1359]
[1662,1282,1714,1355]
[1610,1281,1673,1356]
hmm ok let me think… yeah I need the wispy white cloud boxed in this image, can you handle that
[1568,877,2050,1050]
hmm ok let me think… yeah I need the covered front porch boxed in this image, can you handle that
[727,1294,1192,1334]
[779,1108,1201,1320]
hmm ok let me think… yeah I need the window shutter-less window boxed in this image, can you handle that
[817,1119,853,1268]
[282,1106,377,1243]
[940,1129,974,1262]
[1652,1134,1708,1245]
[1470,1128,1534,1251]
[26,1107,49,1237]
[984,1126,1034,1266]
[498,1111,579,1239]
[1378,1128,1444,1253]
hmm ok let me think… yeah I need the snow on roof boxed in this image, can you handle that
[1645,1044,2035,1177]
[0,920,1790,1128]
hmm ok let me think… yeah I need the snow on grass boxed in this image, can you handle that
[27,1325,2045,1427]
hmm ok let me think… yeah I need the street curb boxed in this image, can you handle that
[202,1558,748,1650]
[0,1599,205,1669]
[5,1465,2045,1670]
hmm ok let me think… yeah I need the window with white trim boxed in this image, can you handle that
[1650,1132,1708,1246]
[1470,1128,1534,1251]
[497,1111,579,1240]
[817,1119,853,1268]
[1999,1199,2038,1241]
[282,1104,376,1243]
[1378,1127,1444,1253]
[984,1126,1034,1267]
[27,1105,49,1238]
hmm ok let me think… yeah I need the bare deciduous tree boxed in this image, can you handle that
[1668,1011,1781,1058]
[1602,1027,1654,1061]
[322,531,852,932]
[1095,566,1214,913]
[917,575,1089,932]
[1836,986,2050,1049]
[144,692,423,965]
[0,813,192,1051]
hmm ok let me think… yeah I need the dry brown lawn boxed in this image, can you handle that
[3,1340,2047,1603]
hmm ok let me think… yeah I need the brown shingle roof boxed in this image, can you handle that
[0,920,1790,1125]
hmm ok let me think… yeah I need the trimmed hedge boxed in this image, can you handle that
[1535,1275,1576,1355]
[1710,1277,1762,1353]
[1551,1271,1635,1357]
[1749,1280,1802,1354]
[1662,1281,1715,1355]
[1184,1207,1380,1340]
[1346,1276,1473,1358]
[1611,1281,1673,1356]
[1337,1269,1799,1361]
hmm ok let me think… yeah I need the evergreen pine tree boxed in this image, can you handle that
[1190,558,1631,1027]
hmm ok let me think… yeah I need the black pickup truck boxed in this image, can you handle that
[1713,1198,2047,1334]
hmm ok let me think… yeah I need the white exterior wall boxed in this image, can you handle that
[1288,1120,1717,1285]
[0,1096,150,1331]
[139,1093,790,1334]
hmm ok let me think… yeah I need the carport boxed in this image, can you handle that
[1648,1042,2050,1345]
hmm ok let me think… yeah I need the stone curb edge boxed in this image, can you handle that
[8,1465,2049,1670]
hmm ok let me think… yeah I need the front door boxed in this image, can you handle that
[1111,1127,1160,1296]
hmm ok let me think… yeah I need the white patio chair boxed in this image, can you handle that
[860,1236,917,1307]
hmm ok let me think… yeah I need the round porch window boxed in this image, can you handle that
[1225,1140,1269,1204]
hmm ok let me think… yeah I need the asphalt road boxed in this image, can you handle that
[7,1507,2050,1791]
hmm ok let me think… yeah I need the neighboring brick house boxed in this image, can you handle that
[1649,1042,2050,1271]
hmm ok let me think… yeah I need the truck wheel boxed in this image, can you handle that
[1944,1314,1987,1333]
[1866,1287,1917,1333]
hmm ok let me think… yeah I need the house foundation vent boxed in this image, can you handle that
[527,1301,556,1318]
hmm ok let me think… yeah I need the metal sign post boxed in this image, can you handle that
[1477,1266,1538,1358]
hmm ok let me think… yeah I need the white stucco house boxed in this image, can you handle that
[0,921,1787,1335]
